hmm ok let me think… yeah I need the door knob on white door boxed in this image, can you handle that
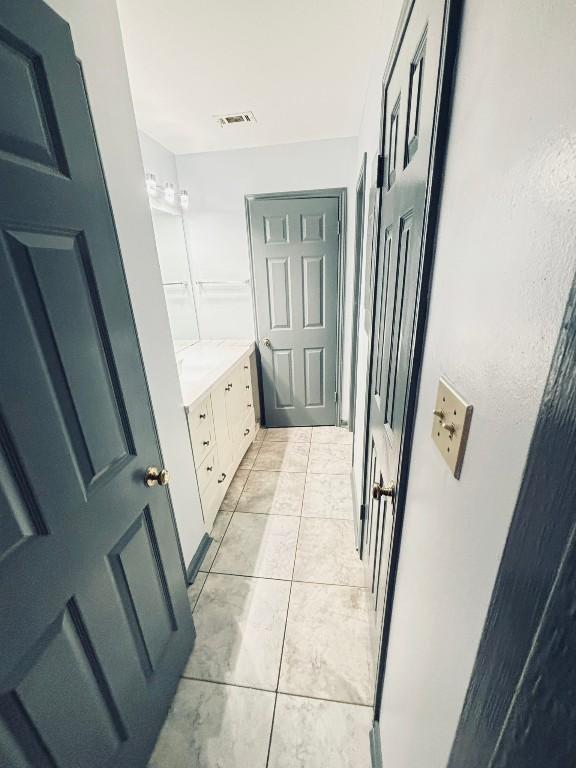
[262,338,271,347]
[372,481,395,500]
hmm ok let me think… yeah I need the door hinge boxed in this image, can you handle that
[376,154,385,189]
[360,504,366,522]
[334,391,338,403]
[337,220,341,235]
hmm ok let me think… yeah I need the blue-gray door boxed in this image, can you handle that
[0,3,193,766]
[248,195,340,427]
[363,0,448,639]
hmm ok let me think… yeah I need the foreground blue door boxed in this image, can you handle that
[0,2,194,766]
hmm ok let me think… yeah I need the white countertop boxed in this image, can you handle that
[177,339,255,410]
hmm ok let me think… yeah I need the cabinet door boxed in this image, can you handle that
[224,366,244,444]
[212,385,234,471]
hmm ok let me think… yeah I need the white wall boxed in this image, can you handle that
[176,137,358,421]
[351,0,576,766]
[46,0,206,569]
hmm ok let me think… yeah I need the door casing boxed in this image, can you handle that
[245,188,347,426]
[357,0,464,754]
[348,155,367,434]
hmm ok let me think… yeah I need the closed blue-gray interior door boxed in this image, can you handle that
[249,196,339,426]
[0,3,193,767]
[362,0,447,656]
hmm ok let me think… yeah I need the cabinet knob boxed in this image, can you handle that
[199,412,207,420]
[244,428,250,436]
[202,440,210,446]
[206,465,213,472]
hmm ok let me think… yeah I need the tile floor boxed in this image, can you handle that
[149,425,374,768]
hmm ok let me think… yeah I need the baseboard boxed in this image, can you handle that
[351,472,362,552]
[370,722,383,768]
[186,533,211,586]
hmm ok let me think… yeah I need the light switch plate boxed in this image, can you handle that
[431,379,473,479]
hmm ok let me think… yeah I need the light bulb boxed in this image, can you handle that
[164,182,175,204]
[179,189,189,209]
[145,172,157,196]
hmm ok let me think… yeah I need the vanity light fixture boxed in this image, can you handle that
[164,182,175,204]
[179,190,189,210]
[145,172,157,196]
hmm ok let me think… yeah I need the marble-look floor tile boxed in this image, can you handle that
[184,573,290,689]
[268,694,372,768]
[293,518,363,587]
[236,471,306,516]
[308,444,352,475]
[212,513,299,580]
[254,425,266,442]
[187,571,208,611]
[220,469,250,512]
[148,678,274,768]
[238,443,261,471]
[279,582,374,705]
[254,441,310,473]
[302,473,353,519]
[265,427,312,443]
[311,426,354,446]
[199,509,233,572]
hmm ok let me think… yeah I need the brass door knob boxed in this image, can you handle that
[262,338,271,347]
[145,466,170,487]
[372,481,395,500]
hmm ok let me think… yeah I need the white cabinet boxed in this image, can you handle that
[186,351,256,531]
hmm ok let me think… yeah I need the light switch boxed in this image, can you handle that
[431,379,473,479]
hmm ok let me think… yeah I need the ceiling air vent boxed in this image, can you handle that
[215,111,257,127]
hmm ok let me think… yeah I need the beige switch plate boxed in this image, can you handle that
[432,379,473,479]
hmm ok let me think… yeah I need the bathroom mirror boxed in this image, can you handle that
[150,206,200,350]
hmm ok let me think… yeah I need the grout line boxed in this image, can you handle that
[265,693,278,768]
[179,674,373,710]
[203,569,367,590]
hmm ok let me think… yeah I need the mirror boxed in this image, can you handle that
[151,207,199,351]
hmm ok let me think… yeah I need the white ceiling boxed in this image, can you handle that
[116,0,382,155]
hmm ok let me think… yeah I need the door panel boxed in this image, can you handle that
[0,3,193,765]
[361,0,449,678]
[249,195,339,426]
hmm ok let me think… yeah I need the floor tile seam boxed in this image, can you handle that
[265,692,279,768]
[189,572,209,611]
[202,504,237,574]
[179,674,276,695]
[177,674,374,710]
[274,688,374,709]
[203,569,369,590]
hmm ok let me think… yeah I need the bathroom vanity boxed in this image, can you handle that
[178,341,257,531]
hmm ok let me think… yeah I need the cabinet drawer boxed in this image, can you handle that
[188,398,214,464]
[197,446,218,495]
[238,412,256,456]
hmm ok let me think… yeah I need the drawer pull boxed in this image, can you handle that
[202,440,210,446]
[244,365,249,370]
[247,403,252,408]
[199,412,207,420]
[206,465,213,472]
[218,472,227,484]
[243,428,250,436]
[225,384,233,392]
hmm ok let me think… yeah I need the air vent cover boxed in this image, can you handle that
[215,111,256,127]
